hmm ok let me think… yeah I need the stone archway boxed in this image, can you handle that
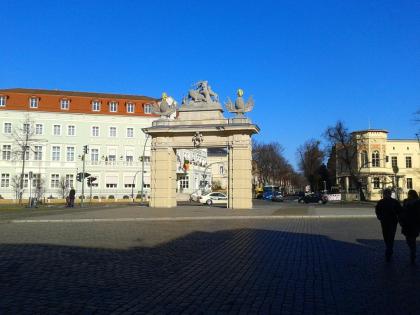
[144,82,259,209]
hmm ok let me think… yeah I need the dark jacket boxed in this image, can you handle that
[69,189,76,198]
[375,197,402,224]
[400,199,420,237]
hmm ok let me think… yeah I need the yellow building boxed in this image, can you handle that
[336,129,419,201]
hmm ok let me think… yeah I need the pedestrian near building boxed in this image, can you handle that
[69,188,76,208]
[375,188,402,262]
[400,190,420,264]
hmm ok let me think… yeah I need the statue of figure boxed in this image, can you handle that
[186,81,219,106]
[225,89,254,116]
[150,92,177,118]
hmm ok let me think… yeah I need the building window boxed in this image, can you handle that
[105,176,118,188]
[179,175,189,189]
[360,151,368,167]
[91,148,99,164]
[219,165,224,175]
[127,128,134,138]
[34,146,43,160]
[373,177,380,189]
[144,104,152,114]
[65,174,74,188]
[372,151,380,167]
[109,101,118,112]
[2,145,11,160]
[391,156,398,168]
[67,125,75,136]
[53,125,61,136]
[407,178,413,190]
[3,123,11,134]
[1,173,10,187]
[52,146,60,161]
[0,96,6,107]
[51,174,60,188]
[23,174,29,188]
[66,146,75,161]
[92,100,101,111]
[406,156,412,168]
[35,124,43,135]
[29,97,39,108]
[23,123,30,133]
[109,127,117,137]
[126,103,135,113]
[92,126,99,137]
[126,155,133,163]
[60,99,70,110]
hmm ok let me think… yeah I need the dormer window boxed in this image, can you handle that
[144,103,152,114]
[29,97,39,108]
[60,99,70,110]
[109,101,118,112]
[0,95,6,107]
[92,100,101,111]
[126,102,135,113]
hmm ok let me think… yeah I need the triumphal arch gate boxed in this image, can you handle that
[144,81,259,209]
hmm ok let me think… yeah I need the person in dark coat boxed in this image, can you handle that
[375,188,402,261]
[400,190,420,264]
[69,188,76,207]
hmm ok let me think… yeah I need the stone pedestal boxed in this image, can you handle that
[150,146,176,208]
[228,144,253,209]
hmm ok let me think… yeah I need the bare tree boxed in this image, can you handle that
[33,175,46,202]
[8,115,43,204]
[296,139,324,191]
[324,121,367,200]
[10,175,21,200]
[59,176,69,199]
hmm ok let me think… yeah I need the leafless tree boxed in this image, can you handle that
[296,139,324,191]
[8,115,44,204]
[59,176,69,199]
[324,121,367,200]
[10,175,21,200]
[33,175,46,202]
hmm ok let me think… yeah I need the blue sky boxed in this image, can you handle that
[1,0,419,168]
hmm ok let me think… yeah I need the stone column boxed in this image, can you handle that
[344,176,349,193]
[228,138,253,209]
[150,145,176,208]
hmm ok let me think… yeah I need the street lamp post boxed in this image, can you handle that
[140,134,150,202]
[131,170,142,203]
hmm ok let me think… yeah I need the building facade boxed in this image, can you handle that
[0,88,157,200]
[336,129,419,201]
[207,148,228,190]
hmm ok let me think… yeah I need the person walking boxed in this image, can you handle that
[69,187,76,208]
[375,188,402,261]
[400,190,420,264]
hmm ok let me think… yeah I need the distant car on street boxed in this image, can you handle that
[199,192,228,206]
[298,193,328,204]
[271,191,284,202]
[262,185,280,200]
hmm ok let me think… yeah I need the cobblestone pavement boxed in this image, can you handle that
[0,216,419,314]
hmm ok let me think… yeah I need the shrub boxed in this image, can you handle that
[123,195,130,199]
[108,195,115,199]
[93,196,99,199]
[100,196,106,200]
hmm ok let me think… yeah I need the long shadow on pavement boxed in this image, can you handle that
[0,230,418,314]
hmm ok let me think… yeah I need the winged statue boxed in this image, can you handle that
[150,92,177,118]
[225,89,254,116]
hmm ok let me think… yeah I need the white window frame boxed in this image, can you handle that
[35,123,43,135]
[92,100,101,112]
[67,125,76,136]
[91,148,99,164]
[66,146,75,162]
[34,146,43,161]
[126,102,135,113]
[1,173,10,187]
[126,127,134,138]
[65,174,74,188]
[92,126,100,137]
[372,151,380,168]
[3,122,11,134]
[373,177,380,189]
[109,127,117,137]
[51,174,60,188]
[391,156,398,168]
[60,99,70,110]
[2,145,11,160]
[29,97,39,108]
[0,95,6,107]
[109,101,118,113]
[144,103,152,114]
[407,178,413,189]
[406,156,412,168]
[53,124,61,136]
[52,146,61,161]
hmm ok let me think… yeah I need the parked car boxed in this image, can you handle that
[271,191,284,202]
[199,192,228,205]
[298,193,328,204]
